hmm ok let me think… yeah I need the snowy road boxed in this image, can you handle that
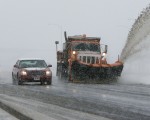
[0,107,18,120]
[0,94,109,120]
[0,73,150,120]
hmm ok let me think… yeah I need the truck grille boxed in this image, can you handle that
[79,56,100,64]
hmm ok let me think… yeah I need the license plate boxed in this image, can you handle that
[34,76,40,80]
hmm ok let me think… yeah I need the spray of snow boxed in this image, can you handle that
[120,5,150,84]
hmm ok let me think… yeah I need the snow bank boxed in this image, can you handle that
[120,5,150,84]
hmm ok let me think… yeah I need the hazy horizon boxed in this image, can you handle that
[0,0,149,73]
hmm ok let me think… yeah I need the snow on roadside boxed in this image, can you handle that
[120,5,150,84]
[0,70,12,84]
[0,94,110,120]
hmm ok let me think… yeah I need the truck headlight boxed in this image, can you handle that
[72,51,76,55]
[102,52,106,56]
[21,70,27,76]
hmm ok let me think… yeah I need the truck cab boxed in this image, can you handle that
[56,31,123,82]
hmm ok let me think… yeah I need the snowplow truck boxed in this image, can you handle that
[56,31,123,82]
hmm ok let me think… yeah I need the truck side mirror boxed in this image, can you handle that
[104,45,108,53]
[63,43,66,51]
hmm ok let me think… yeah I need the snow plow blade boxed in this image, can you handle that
[69,61,123,83]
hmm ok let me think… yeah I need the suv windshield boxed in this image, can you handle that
[72,43,100,52]
[19,60,47,68]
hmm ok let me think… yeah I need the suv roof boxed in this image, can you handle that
[18,58,44,61]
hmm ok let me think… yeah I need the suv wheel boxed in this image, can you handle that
[40,80,44,85]
[17,76,23,85]
[47,80,51,85]
[12,73,16,85]
[18,80,23,85]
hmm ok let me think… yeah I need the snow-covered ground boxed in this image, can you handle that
[0,70,12,84]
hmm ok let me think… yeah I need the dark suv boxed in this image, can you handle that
[12,58,52,85]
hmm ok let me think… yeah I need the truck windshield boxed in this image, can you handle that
[72,43,100,52]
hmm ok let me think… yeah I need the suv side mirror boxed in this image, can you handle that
[14,65,19,68]
[48,64,52,67]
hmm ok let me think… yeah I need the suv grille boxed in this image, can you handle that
[28,71,45,76]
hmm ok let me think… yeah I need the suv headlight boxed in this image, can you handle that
[21,70,27,76]
[46,70,52,76]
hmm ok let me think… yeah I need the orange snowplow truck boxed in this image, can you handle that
[56,31,123,82]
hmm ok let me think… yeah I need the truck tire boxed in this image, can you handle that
[59,71,62,79]
[68,68,74,82]
[58,65,64,79]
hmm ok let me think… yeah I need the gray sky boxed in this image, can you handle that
[0,0,149,71]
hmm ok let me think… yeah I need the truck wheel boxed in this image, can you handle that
[60,70,65,79]
[56,65,59,76]
[68,69,74,82]
[58,65,63,79]
[59,71,62,79]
